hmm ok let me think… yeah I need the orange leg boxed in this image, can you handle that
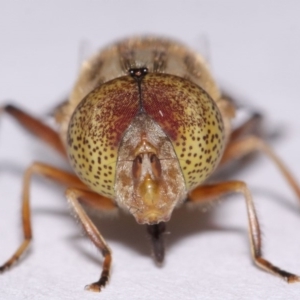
[219,135,300,199]
[188,181,300,282]
[0,162,87,272]
[230,112,263,141]
[66,188,116,292]
[0,162,115,283]
[0,104,67,158]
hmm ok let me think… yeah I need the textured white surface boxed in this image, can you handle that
[1,1,300,299]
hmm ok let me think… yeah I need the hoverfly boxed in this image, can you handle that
[1,36,300,291]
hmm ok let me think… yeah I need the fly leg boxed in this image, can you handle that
[0,104,67,157]
[66,187,116,292]
[0,162,88,272]
[218,109,300,198]
[188,181,300,282]
[0,103,74,270]
[0,162,116,292]
[230,111,263,141]
[219,135,300,199]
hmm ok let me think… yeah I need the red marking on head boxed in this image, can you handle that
[142,75,193,141]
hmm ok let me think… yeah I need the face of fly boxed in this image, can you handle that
[115,113,186,225]
[116,71,225,225]
[67,71,225,225]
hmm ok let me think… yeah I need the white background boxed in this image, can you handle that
[1,1,300,299]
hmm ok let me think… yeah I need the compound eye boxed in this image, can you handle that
[149,153,161,179]
[132,154,143,180]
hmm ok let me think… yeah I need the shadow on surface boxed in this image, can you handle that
[36,202,247,265]
[2,120,299,266]
[32,182,300,267]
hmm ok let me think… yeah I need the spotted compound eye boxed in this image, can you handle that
[67,72,225,200]
[139,74,226,190]
[67,76,140,198]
